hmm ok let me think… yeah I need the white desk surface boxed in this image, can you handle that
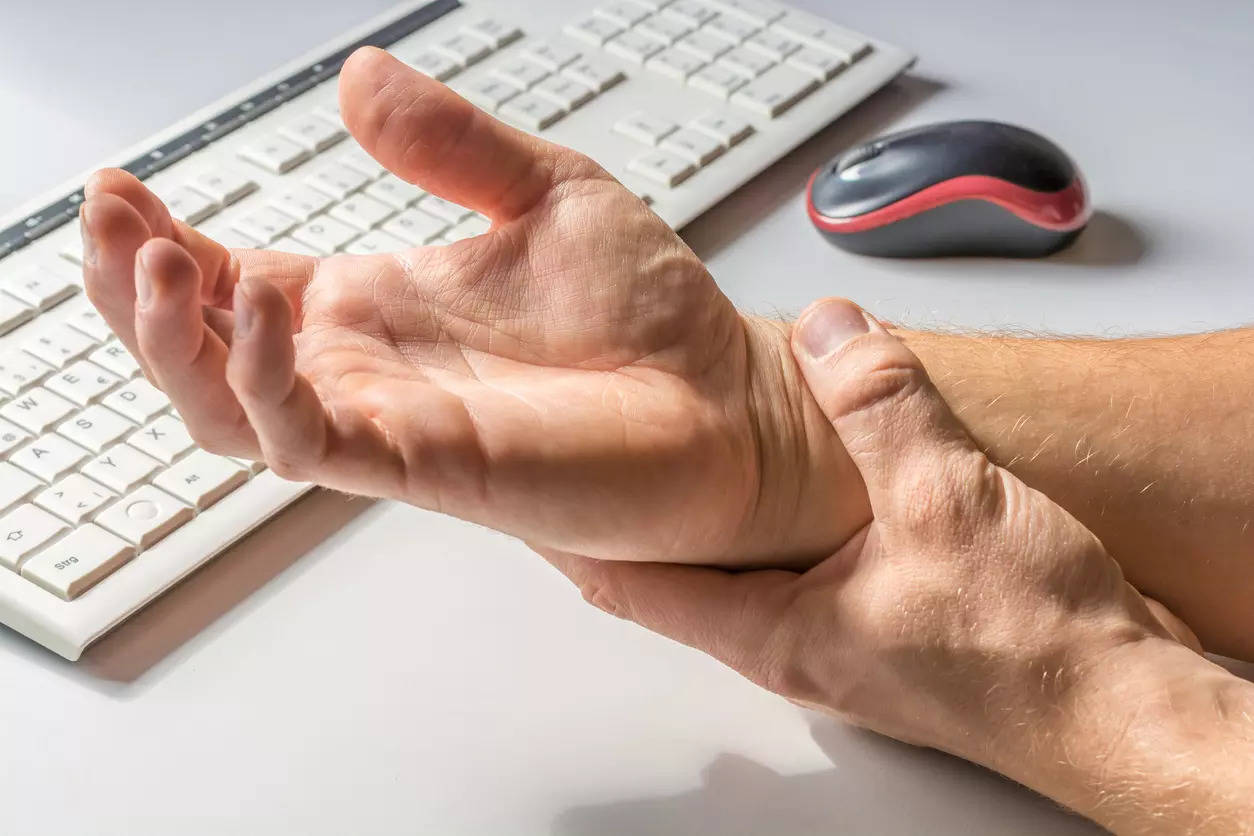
[2,1,1253,834]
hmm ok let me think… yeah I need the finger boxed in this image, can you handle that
[81,193,155,377]
[339,47,577,221]
[1143,595,1204,654]
[225,279,406,495]
[537,546,796,676]
[133,238,259,456]
[789,297,979,508]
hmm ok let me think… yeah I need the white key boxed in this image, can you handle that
[498,93,567,130]
[155,450,248,510]
[606,30,664,64]
[1,388,75,435]
[231,206,298,244]
[83,444,160,494]
[745,29,803,60]
[23,324,97,369]
[719,45,776,77]
[614,111,679,145]
[632,0,672,8]
[2,266,77,310]
[88,342,141,379]
[730,64,818,116]
[561,57,626,92]
[0,463,42,512]
[490,59,550,91]
[102,378,169,424]
[192,169,258,205]
[268,185,334,222]
[444,215,491,243]
[646,47,707,80]
[382,209,448,246]
[365,174,426,210]
[771,13,870,61]
[418,196,474,225]
[435,35,492,66]
[343,229,410,256]
[709,0,784,26]
[690,112,756,146]
[460,76,519,111]
[270,237,323,258]
[11,433,88,483]
[57,404,134,454]
[704,14,760,44]
[338,145,387,179]
[96,485,191,549]
[636,15,693,44]
[162,186,218,225]
[59,234,85,267]
[305,163,371,201]
[0,352,53,396]
[127,416,193,465]
[675,30,732,61]
[688,63,747,98]
[44,361,119,407]
[327,195,395,231]
[196,221,261,251]
[278,115,346,153]
[60,297,113,342]
[229,456,267,475]
[595,2,651,26]
[627,150,697,186]
[408,50,462,81]
[290,216,360,256]
[0,418,29,457]
[532,76,596,110]
[0,504,68,570]
[35,473,114,525]
[522,41,581,71]
[21,523,134,600]
[664,0,718,25]
[786,46,848,81]
[660,127,725,165]
[461,19,523,49]
[0,293,34,336]
[237,136,311,174]
[564,15,624,46]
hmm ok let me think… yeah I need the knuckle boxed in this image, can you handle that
[265,452,308,481]
[578,575,628,620]
[888,449,992,536]
[832,350,929,425]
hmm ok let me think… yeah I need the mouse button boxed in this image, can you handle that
[835,143,881,175]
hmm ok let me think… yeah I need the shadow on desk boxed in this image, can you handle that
[554,718,1103,836]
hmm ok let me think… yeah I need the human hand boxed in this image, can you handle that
[79,48,864,567]
[541,298,1245,832]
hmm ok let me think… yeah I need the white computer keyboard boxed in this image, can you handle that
[0,0,913,659]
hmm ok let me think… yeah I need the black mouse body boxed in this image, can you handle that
[807,121,1090,258]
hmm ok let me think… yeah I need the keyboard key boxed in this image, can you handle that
[606,30,665,64]
[192,169,258,205]
[44,361,119,406]
[0,504,68,570]
[688,63,748,98]
[646,48,707,80]
[11,433,89,483]
[364,174,426,210]
[772,12,871,61]
[434,34,492,66]
[382,209,448,246]
[660,127,726,165]
[88,342,141,380]
[23,324,97,369]
[21,523,134,600]
[197,222,261,251]
[290,216,360,255]
[663,0,719,26]
[343,229,410,256]
[675,30,733,61]
[154,450,247,510]
[614,111,680,145]
[417,195,474,225]
[522,41,581,71]
[636,15,693,45]
[229,456,266,475]
[237,136,311,174]
[719,46,776,78]
[690,112,756,146]
[710,0,785,26]
[627,149,697,186]
[267,185,335,222]
[0,463,42,513]
[305,163,372,201]
[490,59,550,91]
[562,57,626,92]
[327,195,395,231]
[338,145,387,179]
[786,46,848,81]
[444,215,491,243]
[500,89,567,128]
[60,297,113,342]
[745,29,803,60]
[35,473,114,525]
[460,76,520,111]
[2,388,75,435]
[59,235,85,267]
[564,15,624,46]
[704,14,760,44]
[0,352,53,396]
[231,206,298,244]
[57,404,134,454]
[83,444,160,494]
[96,485,191,549]
[0,293,34,336]
[730,64,818,116]
[531,76,596,110]
[0,418,29,457]
[461,18,523,49]
[407,50,462,81]
[2,266,77,310]
[127,416,194,465]
[102,378,169,424]
[595,2,651,26]
[161,186,219,225]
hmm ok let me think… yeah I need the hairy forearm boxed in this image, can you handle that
[901,329,1254,659]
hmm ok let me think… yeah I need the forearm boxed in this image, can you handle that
[901,329,1254,659]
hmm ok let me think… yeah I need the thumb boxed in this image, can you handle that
[790,298,979,508]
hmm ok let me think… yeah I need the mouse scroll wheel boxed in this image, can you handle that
[836,144,881,174]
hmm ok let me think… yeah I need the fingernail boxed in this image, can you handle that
[80,214,97,268]
[234,283,254,338]
[797,299,871,359]
[135,256,153,308]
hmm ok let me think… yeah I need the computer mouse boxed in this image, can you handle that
[806,120,1090,258]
